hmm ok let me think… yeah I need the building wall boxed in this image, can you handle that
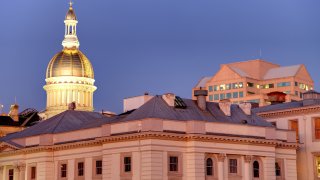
[0,138,296,180]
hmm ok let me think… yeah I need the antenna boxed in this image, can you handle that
[259,48,262,59]
[14,96,17,104]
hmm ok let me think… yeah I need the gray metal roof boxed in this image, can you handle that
[1,96,272,143]
[263,65,301,80]
[194,76,211,88]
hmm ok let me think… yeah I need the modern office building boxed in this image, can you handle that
[193,59,314,106]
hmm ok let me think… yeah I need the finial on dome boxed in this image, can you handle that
[69,0,73,8]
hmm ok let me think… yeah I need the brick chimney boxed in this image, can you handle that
[194,88,208,111]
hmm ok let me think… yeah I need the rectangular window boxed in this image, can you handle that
[269,83,274,88]
[77,162,84,177]
[226,84,231,90]
[277,82,291,87]
[96,160,102,175]
[219,84,225,91]
[233,92,238,98]
[295,82,298,86]
[295,91,299,96]
[208,86,213,92]
[124,157,131,172]
[247,82,254,87]
[232,83,238,89]
[226,93,232,99]
[31,167,36,180]
[169,156,178,172]
[9,169,14,180]
[238,82,243,88]
[61,164,67,178]
[290,120,299,141]
[239,92,244,98]
[229,159,238,174]
[283,91,291,94]
[315,118,320,140]
[220,94,225,100]
[214,85,218,91]
[214,94,219,101]
[209,95,213,101]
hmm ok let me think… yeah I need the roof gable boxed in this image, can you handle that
[209,65,242,82]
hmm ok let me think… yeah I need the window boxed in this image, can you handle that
[271,122,277,127]
[239,92,244,98]
[238,82,244,88]
[226,93,232,99]
[229,159,237,174]
[295,82,298,86]
[169,156,178,172]
[247,82,254,87]
[31,167,36,180]
[269,84,274,88]
[233,92,238,98]
[209,95,213,101]
[295,91,299,96]
[283,91,291,94]
[9,169,14,180]
[316,157,320,178]
[95,160,102,175]
[214,85,218,91]
[209,86,213,92]
[214,94,219,101]
[277,82,291,87]
[290,120,299,141]
[232,83,238,89]
[226,84,231,90]
[247,91,255,95]
[219,84,225,91]
[247,99,260,103]
[275,162,281,177]
[220,94,225,100]
[253,161,260,178]
[61,164,67,178]
[124,157,131,172]
[206,158,213,176]
[315,118,320,140]
[77,162,84,177]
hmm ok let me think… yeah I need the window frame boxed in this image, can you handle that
[167,152,183,177]
[227,155,242,177]
[58,161,68,180]
[30,165,37,180]
[313,117,320,141]
[205,154,218,180]
[252,158,263,179]
[75,159,85,179]
[120,153,133,178]
[275,158,285,180]
[92,157,103,179]
[8,169,14,180]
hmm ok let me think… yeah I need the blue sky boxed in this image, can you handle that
[0,0,319,113]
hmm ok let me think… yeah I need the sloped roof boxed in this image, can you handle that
[229,67,249,77]
[1,110,112,140]
[113,96,272,127]
[194,76,211,88]
[263,65,301,80]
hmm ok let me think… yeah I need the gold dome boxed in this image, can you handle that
[66,6,77,20]
[46,49,94,79]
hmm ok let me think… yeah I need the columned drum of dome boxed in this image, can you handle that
[43,3,96,119]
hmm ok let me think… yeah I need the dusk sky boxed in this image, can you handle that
[0,0,319,113]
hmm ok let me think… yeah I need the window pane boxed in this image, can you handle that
[209,95,213,101]
[233,92,238,98]
[61,164,67,178]
[253,161,259,177]
[96,160,102,175]
[169,156,178,172]
[9,169,14,180]
[206,158,213,176]
[78,162,84,176]
[315,118,320,139]
[124,157,131,172]
[208,86,213,92]
[229,159,237,174]
[31,167,36,179]
[275,162,281,177]
[239,92,244,98]
[214,94,219,100]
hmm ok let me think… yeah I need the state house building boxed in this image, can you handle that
[193,59,314,106]
[0,2,305,180]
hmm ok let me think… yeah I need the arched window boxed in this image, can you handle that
[253,161,260,178]
[206,158,213,176]
[275,162,281,176]
[69,25,73,34]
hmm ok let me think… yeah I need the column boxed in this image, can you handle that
[244,155,252,180]
[85,157,93,180]
[18,164,26,180]
[217,153,226,180]
[72,90,76,103]
[0,166,3,180]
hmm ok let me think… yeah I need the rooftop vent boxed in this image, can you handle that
[302,90,320,106]
[267,91,286,105]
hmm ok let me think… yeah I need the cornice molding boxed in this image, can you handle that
[257,105,320,118]
[0,132,298,157]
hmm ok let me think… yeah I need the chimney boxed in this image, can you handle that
[219,99,231,116]
[68,102,76,110]
[194,88,208,111]
[9,104,19,122]
[123,93,154,112]
[162,93,175,107]
[239,102,252,115]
